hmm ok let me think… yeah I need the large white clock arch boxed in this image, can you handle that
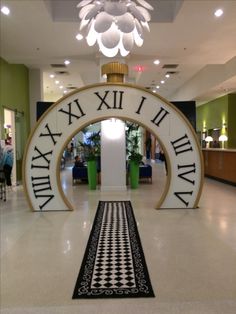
[23,83,204,211]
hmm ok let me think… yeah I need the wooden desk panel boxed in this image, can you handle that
[202,149,236,184]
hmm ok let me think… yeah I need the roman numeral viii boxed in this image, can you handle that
[31,175,54,210]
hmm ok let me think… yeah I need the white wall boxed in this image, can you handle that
[29,69,43,129]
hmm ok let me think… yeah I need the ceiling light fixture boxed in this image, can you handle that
[154,59,160,65]
[214,8,223,17]
[77,0,153,58]
[1,6,10,15]
[64,60,70,65]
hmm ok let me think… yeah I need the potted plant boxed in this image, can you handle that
[126,123,143,189]
[78,131,100,190]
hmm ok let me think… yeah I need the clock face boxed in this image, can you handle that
[23,83,203,211]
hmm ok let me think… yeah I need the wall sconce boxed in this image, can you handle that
[219,134,228,149]
[205,136,213,148]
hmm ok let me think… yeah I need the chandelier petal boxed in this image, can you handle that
[86,20,97,46]
[136,0,154,11]
[133,26,143,47]
[80,16,90,31]
[101,23,120,49]
[119,43,130,57]
[136,6,151,22]
[104,1,127,16]
[79,4,95,20]
[128,4,146,22]
[122,32,134,51]
[135,19,143,38]
[141,20,150,32]
[77,0,93,9]
[94,11,113,33]
[85,3,103,20]
[117,12,135,33]
[98,37,119,57]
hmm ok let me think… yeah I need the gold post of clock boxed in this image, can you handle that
[101,62,128,83]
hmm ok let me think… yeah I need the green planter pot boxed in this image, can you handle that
[129,160,139,189]
[87,160,97,190]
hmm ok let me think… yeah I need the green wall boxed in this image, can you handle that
[196,94,236,148]
[196,95,228,131]
[228,94,236,148]
[0,57,30,180]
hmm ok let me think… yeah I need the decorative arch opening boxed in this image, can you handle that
[58,118,169,210]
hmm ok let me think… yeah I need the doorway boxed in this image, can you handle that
[4,109,16,185]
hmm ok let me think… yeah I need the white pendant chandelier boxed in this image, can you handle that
[77,0,153,57]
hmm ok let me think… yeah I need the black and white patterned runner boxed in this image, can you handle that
[72,201,155,299]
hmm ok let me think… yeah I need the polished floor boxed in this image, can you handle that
[1,162,236,314]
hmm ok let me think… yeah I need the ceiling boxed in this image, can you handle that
[1,0,236,104]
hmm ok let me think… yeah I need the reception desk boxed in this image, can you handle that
[202,148,236,185]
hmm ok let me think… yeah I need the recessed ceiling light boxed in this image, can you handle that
[49,74,55,78]
[152,90,157,93]
[63,90,68,94]
[76,33,83,41]
[1,6,10,15]
[64,60,70,65]
[55,80,60,84]
[59,85,64,89]
[161,80,165,84]
[165,74,170,78]
[156,85,160,89]
[154,59,160,65]
[214,8,223,17]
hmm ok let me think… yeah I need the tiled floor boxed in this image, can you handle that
[1,162,236,314]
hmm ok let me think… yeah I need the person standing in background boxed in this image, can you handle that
[2,138,14,186]
[145,136,152,160]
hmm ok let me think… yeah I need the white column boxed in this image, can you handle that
[99,59,127,191]
[101,119,127,191]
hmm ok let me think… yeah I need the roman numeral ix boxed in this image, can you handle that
[31,146,53,170]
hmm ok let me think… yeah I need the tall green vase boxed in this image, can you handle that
[130,160,139,189]
[87,160,97,190]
